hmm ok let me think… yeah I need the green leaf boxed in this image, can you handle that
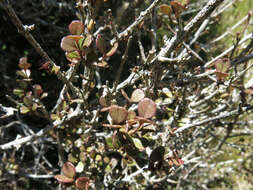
[66,51,81,64]
[132,138,144,151]
[75,161,84,173]
[106,137,121,149]
[20,106,30,114]
[51,65,60,74]
[13,89,24,97]
[23,96,32,106]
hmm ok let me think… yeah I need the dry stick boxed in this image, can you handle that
[1,2,81,98]
[182,42,205,63]
[175,106,251,133]
[205,33,253,68]
[153,0,224,63]
[137,31,147,63]
[211,14,250,44]
[0,105,85,151]
[0,124,52,151]
[212,0,235,17]
[110,0,161,45]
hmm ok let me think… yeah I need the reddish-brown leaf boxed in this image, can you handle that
[69,20,84,35]
[61,35,83,52]
[138,98,157,119]
[109,105,128,124]
[54,175,74,184]
[62,162,76,179]
[75,177,90,190]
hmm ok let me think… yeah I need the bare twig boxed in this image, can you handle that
[154,0,224,63]
[110,0,161,45]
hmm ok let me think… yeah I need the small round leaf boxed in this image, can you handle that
[75,177,90,190]
[138,98,157,119]
[131,89,145,102]
[61,35,83,52]
[109,105,128,124]
[62,162,76,179]
[69,20,84,35]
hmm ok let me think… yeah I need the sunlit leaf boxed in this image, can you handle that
[51,65,60,74]
[132,138,144,151]
[106,136,121,149]
[109,105,128,124]
[54,175,74,183]
[69,20,84,35]
[32,103,38,111]
[75,161,84,173]
[131,89,145,103]
[13,89,24,97]
[20,106,30,114]
[175,0,190,7]
[138,98,157,119]
[88,19,95,33]
[215,71,229,81]
[16,69,31,78]
[23,96,32,107]
[62,162,76,179]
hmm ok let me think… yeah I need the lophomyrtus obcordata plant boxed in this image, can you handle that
[13,57,48,115]
[60,19,118,68]
[54,162,90,190]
